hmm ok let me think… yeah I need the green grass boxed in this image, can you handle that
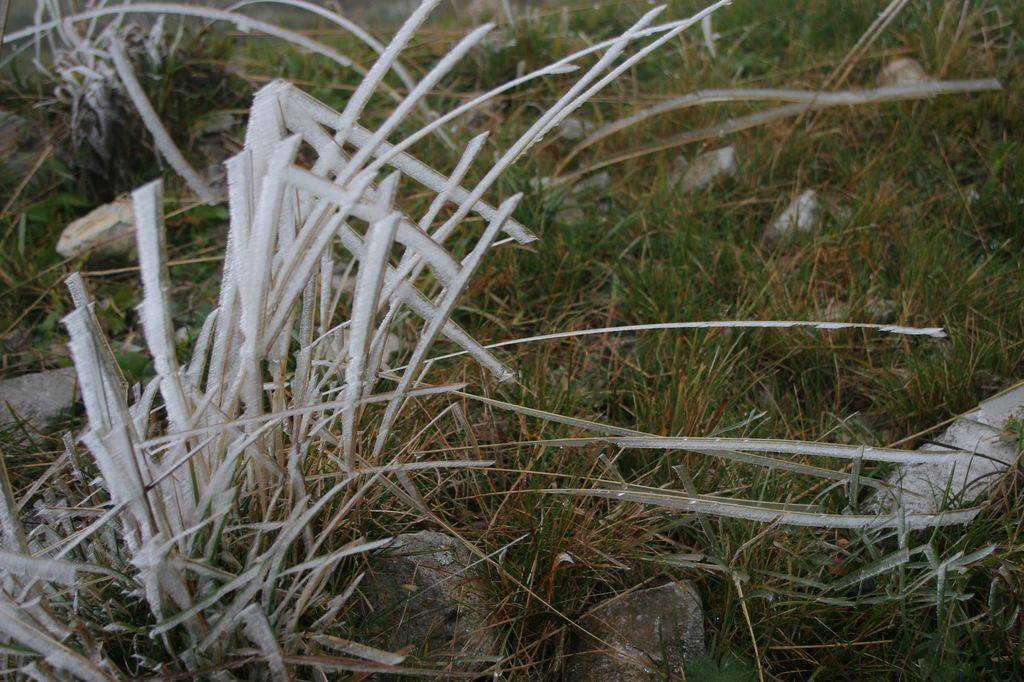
[2,0,1023,678]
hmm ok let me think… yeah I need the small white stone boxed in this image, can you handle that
[559,117,594,141]
[198,112,236,136]
[571,171,611,195]
[380,332,402,368]
[679,146,738,194]
[879,57,930,87]
[865,298,899,322]
[56,199,135,259]
[668,154,690,184]
[762,189,823,245]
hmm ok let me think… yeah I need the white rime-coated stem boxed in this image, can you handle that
[701,15,717,57]
[421,8,664,262]
[238,136,302,421]
[6,3,369,80]
[0,603,115,682]
[358,0,732,183]
[562,488,980,530]
[228,0,420,92]
[207,150,254,402]
[335,20,492,187]
[566,82,1004,162]
[291,90,535,243]
[342,213,401,471]
[133,180,192,436]
[560,79,1002,182]
[0,456,28,553]
[324,0,440,172]
[416,319,946,368]
[108,39,216,203]
[372,194,521,458]
[240,604,289,681]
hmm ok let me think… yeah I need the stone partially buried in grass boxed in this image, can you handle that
[0,368,78,433]
[565,581,706,681]
[677,146,738,194]
[761,189,824,246]
[874,382,1024,517]
[559,117,595,142]
[879,57,930,87]
[56,198,135,259]
[362,531,496,665]
[556,171,612,223]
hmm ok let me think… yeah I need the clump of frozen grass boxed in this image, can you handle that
[7,0,435,201]
[14,1,228,199]
[0,1,987,677]
[20,1,195,196]
[0,2,730,676]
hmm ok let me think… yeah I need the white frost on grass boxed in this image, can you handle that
[2,3,760,676]
[0,3,986,677]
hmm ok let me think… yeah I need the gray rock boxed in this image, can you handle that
[0,368,78,432]
[820,296,898,324]
[556,171,612,222]
[874,383,1024,516]
[565,582,705,681]
[362,531,495,663]
[56,199,135,260]
[572,171,611,195]
[668,154,690,184]
[879,57,930,87]
[762,189,823,246]
[198,112,237,136]
[560,117,595,142]
[678,146,738,194]
[864,297,899,322]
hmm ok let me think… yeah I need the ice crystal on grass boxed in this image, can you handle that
[7,0,441,200]
[0,2,731,676]
[0,2,992,677]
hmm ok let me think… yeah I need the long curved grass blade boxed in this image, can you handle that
[416,319,946,369]
[557,78,1000,183]
[108,38,216,203]
[557,487,980,529]
[227,0,420,92]
[558,82,1001,174]
[4,3,367,76]
[371,194,522,457]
